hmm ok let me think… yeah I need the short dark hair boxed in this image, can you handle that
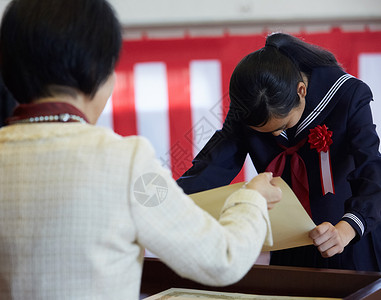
[0,0,122,103]
[229,33,340,127]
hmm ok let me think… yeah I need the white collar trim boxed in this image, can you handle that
[295,74,354,137]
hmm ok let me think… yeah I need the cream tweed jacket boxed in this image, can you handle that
[0,123,272,300]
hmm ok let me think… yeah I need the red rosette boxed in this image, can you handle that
[308,124,333,153]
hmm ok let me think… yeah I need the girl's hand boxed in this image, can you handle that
[309,221,356,258]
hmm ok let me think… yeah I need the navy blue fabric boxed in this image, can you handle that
[177,66,381,272]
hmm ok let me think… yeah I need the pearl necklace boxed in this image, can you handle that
[12,113,87,124]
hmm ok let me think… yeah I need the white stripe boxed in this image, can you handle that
[96,96,114,129]
[359,53,381,151]
[296,74,353,136]
[280,131,288,140]
[134,62,171,168]
[297,74,350,134]
[189,60,223,156]
[343,213,365,235]
[296,74,352,135]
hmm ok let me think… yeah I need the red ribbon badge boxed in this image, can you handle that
[308,125,335,195]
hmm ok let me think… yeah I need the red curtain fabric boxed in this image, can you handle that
[111,29,381,181]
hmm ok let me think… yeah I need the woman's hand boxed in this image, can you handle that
[309,221,356,258]
[245,172,282,210]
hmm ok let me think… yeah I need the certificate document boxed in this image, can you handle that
[144,288,339,300]
[189,177,316,251]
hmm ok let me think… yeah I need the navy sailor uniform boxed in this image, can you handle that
[177,66,381,272]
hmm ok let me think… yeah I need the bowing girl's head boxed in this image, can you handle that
[229,33,339,135]
[0,0,122,104]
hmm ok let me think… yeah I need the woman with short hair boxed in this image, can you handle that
[0,0,281,299]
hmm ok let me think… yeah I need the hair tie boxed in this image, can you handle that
[265,42,278,50]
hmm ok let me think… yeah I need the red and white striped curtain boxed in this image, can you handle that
[98,29,381,182]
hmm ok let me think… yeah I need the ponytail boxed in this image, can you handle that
[265,33,340,75]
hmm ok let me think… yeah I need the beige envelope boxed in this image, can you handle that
[190,177,316,251]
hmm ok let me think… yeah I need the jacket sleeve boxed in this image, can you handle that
[129,137,272,286]
[177,109,249,194]
[342,81,381,237]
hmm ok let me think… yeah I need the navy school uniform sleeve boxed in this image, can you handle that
[177,110,248,194]
[342,81,381,238]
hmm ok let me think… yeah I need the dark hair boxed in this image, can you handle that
[0,74,16,127]
[0,0,122,103]
[229,32,340,127]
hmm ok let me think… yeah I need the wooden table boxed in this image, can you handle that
[140,258,381,299]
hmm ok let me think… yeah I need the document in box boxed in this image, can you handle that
[189,177,316,251]
[144,288,340,299]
